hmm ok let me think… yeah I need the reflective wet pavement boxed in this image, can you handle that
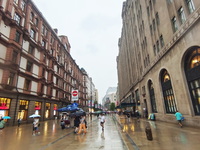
[1,114,200,150]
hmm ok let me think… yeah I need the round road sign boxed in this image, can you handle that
[72,90,78,96]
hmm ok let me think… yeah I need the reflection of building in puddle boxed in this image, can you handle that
[101,131,105,139]
[123,125,128,132]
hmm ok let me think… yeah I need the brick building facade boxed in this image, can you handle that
[0,0,88,125]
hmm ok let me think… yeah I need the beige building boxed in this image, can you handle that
[117,0,200,127]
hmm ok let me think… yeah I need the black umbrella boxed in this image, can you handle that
[70,111,86,117]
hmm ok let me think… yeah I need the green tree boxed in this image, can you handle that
[110,102,115,111]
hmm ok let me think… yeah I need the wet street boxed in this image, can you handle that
[1,114,200,150]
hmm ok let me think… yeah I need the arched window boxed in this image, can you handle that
[148,80,157,113]
[161,69,177,113]
[185,47,200,115]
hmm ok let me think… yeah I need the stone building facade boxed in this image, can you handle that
[0,0,88,125]
[117,0,200,127]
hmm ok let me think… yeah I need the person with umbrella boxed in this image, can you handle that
[76,115,87,134]
[0,115,5,130]
[74,115,80,133]
[31,116,40,136]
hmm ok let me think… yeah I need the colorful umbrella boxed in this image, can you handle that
[29,114,41,118]
[3,116,11,119]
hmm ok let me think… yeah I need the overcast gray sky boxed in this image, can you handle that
[32,0,124,101]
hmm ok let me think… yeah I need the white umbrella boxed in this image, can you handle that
[29,114,41,118]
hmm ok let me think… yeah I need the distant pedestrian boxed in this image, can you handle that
[99,113,106,131]
[175,110,183,128]
[17,118,21,127]
[135,110,140,122]
[126,113,131,123]
[143,108,147,118]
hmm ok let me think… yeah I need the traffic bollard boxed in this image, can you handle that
[145,126,153,141]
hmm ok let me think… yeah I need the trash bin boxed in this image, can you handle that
[145,126,153,141]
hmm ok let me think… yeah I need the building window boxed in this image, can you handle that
[15,30,21,43]
[28,45,34,55]
[42,40,46,48]
[18,100,29,120]
[7,72,15,85]
[149,0,152,10]
[153,45,156,56]
[35,18,39,26]
[41,84,44,93]
[171,16,178,32]
[14,13,21,25]
[43,54,46,63]
[24,79,31,90]
[57,66,59,74]
[186,0,195,14]
[26,61,33,72]
[161,69,177,114]
[50,49,54,55]
[12,51,18,63]
[147,6,150,16]
[148,80,157,113]
[30,29,36,40]
[30,12,34,22]
[155,12,160,25]
[14,0,18,4]
[21,0,25,11]
[184,47,200,115]
[160,35,164,47]
[42,68,45,76]
[150,25,153,35]
[178,7,186,24]
[45,103,51,118]
[156,40,160,52]
[153,19,156,30]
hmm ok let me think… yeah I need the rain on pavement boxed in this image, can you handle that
[1,114,200,150]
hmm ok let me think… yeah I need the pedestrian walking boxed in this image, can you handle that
[17,118,21,127]
[175,110,183,128]
[99,113,106,131]
[135,110,140,122]
[74,115,80,133]
[0,117,5,130]
[126,113,131,123]
[77,115,87,134]
[32,118,40,135]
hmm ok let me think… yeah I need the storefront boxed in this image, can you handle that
[45,103,51,118]
[35,102,42,115]
[53,104,58,116]
[0,97,11,116]
[17,100,29,120]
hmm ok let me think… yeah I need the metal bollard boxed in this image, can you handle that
[145,126,153,141]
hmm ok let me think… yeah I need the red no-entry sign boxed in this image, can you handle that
[72,90,78,96]
[72,90,78,101]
